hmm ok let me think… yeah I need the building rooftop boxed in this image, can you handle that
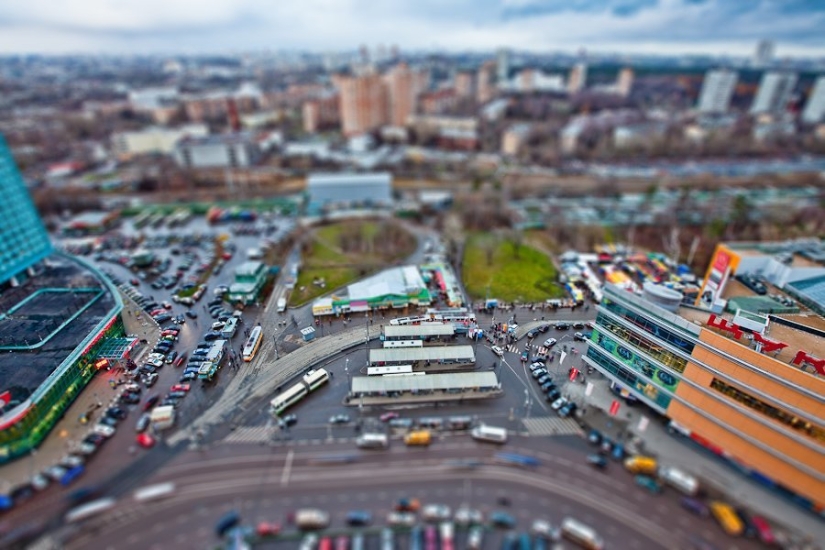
[0,254,119,408]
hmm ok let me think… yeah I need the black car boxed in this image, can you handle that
[196,342,212,350]
[526,330,537,339]
[555,322,571,330]
[83,433,106,446]
[540,381,555,392]
[203,332,222,341]
[530,356,547,364]
[186,310,198,319]
[139,364,157,375]
[572,322,586,329]
[278,414,298,428]
[119,392,140,405]
[559,402,578,418]
[531,369,548,379]
[99,416,119,427]
[546,389,561,402]
[160,398,179,408]
[179,372,197,382]
[106,407,127,420]
[587,454,607,469]
[208,298,223,307]
[538,324,551,333]
[536,375,550,385]
[142,395,160,412]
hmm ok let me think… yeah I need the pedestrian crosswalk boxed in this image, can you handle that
[506,345,520,354]
[223,425,277,443]
[521,416,583,437]
[506,345,551,356]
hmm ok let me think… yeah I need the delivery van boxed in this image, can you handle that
[658,465,700,496]
[623,456,658,475]
[404,430,432,446]
[470,424,508,444]
[356,433,389,449]
[277,297,287,313]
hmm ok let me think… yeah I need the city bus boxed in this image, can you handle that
[709,501,744,536]
[65,497,116,524]
[242,326,263,362]
[383,340,424,349]
[367,365,414,376]
[560,517,603,550]
[302,369,330,391]
[270,383,309,416]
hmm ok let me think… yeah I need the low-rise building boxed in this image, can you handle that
[227,261,269,305]
[173,133,261,169]
[112,124,208,160]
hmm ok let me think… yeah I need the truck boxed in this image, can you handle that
[470,424,508,444]
[198,361,220,381]
[623,456,658,475]
[658,465,700,496]
[404,430,432,446]
[276,297,287,313]
[150,406,176,430]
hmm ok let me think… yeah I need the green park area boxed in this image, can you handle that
[290,220,417,306]
[462,233,565,303]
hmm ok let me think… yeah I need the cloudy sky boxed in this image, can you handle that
[0,0,823,57]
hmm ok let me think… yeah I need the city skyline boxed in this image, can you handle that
[1,0,824,57]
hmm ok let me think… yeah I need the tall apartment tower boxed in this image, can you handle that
[616,67,634,97]
[751,71,798,115]
[496,48,510,84]
[568,63,587,94]
[0,134,52,285]
[697,69,738,113]
[335,71,388,136]
[802,76,825,124]
[384,63,428,126]
[754,39,775,68]
[477,61,496,104]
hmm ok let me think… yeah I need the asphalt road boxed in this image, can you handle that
[60,436,766,550]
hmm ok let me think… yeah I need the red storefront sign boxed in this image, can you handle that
[792,351,825,376]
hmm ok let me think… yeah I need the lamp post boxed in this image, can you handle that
[273,336,280,360]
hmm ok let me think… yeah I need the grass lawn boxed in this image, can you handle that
[463,233,565,303]
[288,220,416,307]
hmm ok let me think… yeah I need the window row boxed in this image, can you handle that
[710,378,825,445]
[585,347,672,410]
[595,313,688,373]
[602,299,696,353]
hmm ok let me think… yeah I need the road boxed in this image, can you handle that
[60,435,766,550]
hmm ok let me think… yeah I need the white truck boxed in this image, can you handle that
[658,465,700,496]
[276,297,287,313]
[150,406,176,430]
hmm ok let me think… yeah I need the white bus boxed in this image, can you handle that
[242,326,263,362]
[383,340,424,349]
[471,425,508,444]
[560,517,604,550]
[367,365,414,376]
[302,369,330,391]
[65,497,116,523]
[270,383,308,416]
[133,482,176,503]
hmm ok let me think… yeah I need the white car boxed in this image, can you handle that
[529,362,545,371]
[31,474,50,491]
[453,507,483,525]
[211,321,226,330]
[421,504,451,522]
[491,346,504,357]
[551,397,568,411]
[76,443,98,456]
[386,512,416,527]
[531,519,561,541]
[44,465,67,481]
[543,338,557,348]
[59,455,84,468]
[467,526,484,550]
[93,424,116,438]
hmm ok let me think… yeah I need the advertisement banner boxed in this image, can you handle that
[594,330,680,393]
[696,245,740,308]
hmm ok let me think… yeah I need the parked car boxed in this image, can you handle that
[278,414,297,428]
[542,338,557,348]
[142,395,160,412]
[135,413,151,433]
[489,511,516,529]
[555,322,571,330]
[559,402,578,418]
[635,475,662,494]
[329,414,351,424]
[586,454,607,469]
[106,407,127,420]
[346,510,372,526]
[491,346,504,357]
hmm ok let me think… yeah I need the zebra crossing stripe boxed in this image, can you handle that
[521,417,584,437]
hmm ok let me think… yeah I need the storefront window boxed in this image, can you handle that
[586,347,672,410]
[601,301,695,353]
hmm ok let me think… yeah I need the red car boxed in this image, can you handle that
[136,433,155,449]
[170,384,190,392]
[256,522,281,537]
[380,412,399,422]
[172,355,186,368]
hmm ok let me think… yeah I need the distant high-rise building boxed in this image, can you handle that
[335,71,389,136]
[568,63,587,94]
[0,134,52,285]
[616,68,634,97]
[802,76,825,124]
[697,69,738,113]
[754,39,775,68]
[454,72,475,99]
[751,71,798,115]
[384,63,428,126]
[496,48,510,84]
[477,62,496,104]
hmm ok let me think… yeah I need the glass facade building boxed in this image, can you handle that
[0,134,52,285]
[585,284,825,514]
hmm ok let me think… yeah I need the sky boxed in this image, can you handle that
[0,0,824,57]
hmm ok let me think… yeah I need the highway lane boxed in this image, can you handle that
[59,436,764,550]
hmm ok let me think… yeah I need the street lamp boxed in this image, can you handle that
[273,335,280,360]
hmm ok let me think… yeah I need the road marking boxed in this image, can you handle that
[280,449,294,486]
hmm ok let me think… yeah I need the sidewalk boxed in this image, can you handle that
[0,295,160,492]
[564,373,825,546]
